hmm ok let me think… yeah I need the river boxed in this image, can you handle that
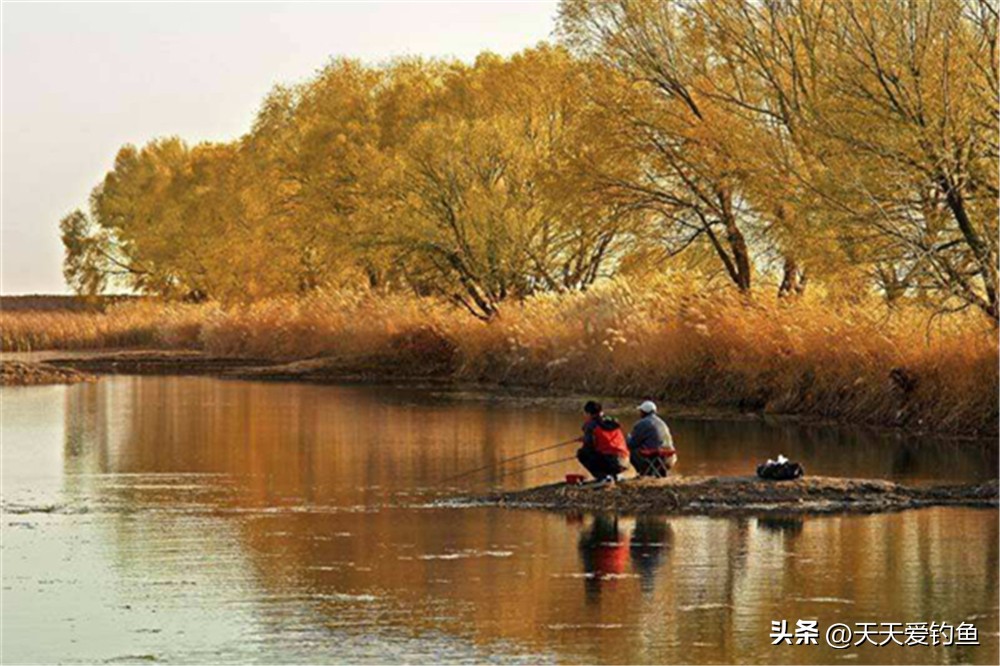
[2,376,997,664]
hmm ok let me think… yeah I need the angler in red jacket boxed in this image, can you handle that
[576,401,630,482]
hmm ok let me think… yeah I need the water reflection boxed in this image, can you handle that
[1,376,998,664]
[756,516,805,536]
[573,514,675,601]
[57,376,999,493]
[630,516,673,594]
[578,514,629,602]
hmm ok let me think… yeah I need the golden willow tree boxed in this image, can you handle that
[559,0,998,316]
[371,49,641,318]
[62,47,637,318]
[62,3,999,321]
[559,0,762,294]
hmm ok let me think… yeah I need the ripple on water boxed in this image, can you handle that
[416,550,514,560]
[312,592,379,603]
[678,603,733,612]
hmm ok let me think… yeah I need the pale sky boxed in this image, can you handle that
[0,0,559,294]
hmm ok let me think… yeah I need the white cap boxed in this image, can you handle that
[637,400,657,414]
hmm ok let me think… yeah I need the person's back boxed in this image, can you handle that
[628,412,672,452]
[576,401,629,481]
[628,401,678,476]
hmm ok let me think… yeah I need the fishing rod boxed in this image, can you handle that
[440,436,580,484]
[495,454,578,480]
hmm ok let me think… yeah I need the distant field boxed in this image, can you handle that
[0,294,144,312]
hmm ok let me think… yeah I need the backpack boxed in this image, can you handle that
[756,459,805,481]
[592,417,628,457]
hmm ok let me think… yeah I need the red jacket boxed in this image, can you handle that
[582,416,629,457]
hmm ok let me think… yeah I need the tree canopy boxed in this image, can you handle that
[63,1,999,322]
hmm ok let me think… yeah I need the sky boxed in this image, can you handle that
[0,0,559,295]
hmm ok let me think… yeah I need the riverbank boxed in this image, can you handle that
[3,286,997,436]
[0,360,95,386]
[4,348,998,441]
[482,475,1000,515]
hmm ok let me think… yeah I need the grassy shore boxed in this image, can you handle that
[3,281,996,436]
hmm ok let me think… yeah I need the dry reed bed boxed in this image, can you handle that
[2,281,996,435]
[1,301,204,351]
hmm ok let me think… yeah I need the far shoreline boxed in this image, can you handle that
[3,348,998,444]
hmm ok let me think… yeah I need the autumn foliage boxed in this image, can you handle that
[21,0,998,434]
[59,0,998,322]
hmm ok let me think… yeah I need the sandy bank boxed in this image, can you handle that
[482,475,999,515]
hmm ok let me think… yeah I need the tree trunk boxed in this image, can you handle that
[720,190,752,293]
[778,257,806,298]
[939,172,998,322]
[728,230,752,292]
[702,189,753,294]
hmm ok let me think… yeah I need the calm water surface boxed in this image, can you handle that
[2,376,997,664]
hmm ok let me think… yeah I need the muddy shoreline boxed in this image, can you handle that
[480,475,1000,516]
[0,360,96,386]
[3,349,998,441]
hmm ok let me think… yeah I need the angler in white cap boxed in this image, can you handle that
[626,400,678,477]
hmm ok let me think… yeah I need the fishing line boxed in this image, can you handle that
[440,437,579,484]
[495,454,578,480]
